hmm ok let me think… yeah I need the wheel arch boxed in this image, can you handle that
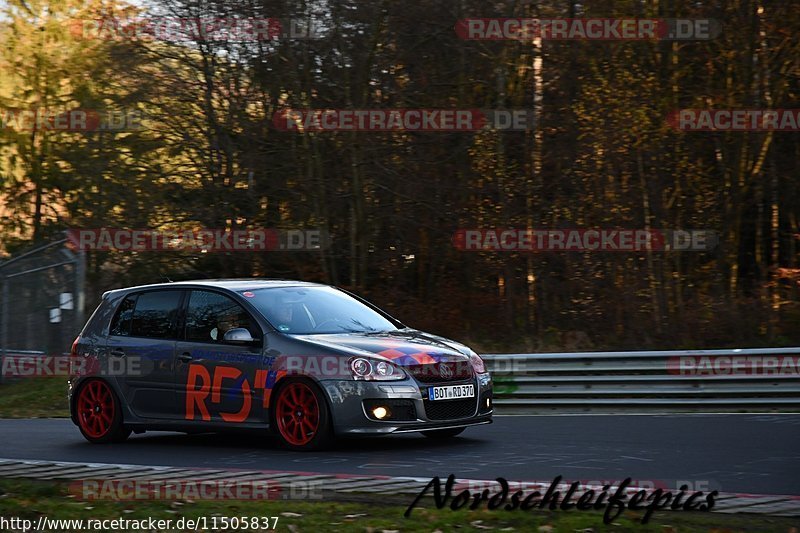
[268,374,332,420]
[70,376,129,425]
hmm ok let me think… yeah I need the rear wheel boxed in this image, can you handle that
[422,427,465,439]
[75,379,130,444]
[272,379,333,451]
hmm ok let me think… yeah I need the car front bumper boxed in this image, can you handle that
[320,373,493,435]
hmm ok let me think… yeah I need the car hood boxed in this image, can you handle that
[290,329,471,366]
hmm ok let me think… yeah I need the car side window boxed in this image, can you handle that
[109,295,137,336]
[185,290,259,343]
[129,290,183,339]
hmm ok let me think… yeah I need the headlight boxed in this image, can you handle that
[375,361,394,377]
[469,352,487,374]
[351,358,372,377]
[349,357,405,381]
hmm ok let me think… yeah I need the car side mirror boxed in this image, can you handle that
[223,328,259,345]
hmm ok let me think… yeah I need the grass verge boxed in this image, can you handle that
[0,377,69,418]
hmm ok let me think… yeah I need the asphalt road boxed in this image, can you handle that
[0,415,797,495]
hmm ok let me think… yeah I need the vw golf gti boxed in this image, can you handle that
[69,280,493,450]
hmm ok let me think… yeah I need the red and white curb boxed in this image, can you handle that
[0,458,797,517]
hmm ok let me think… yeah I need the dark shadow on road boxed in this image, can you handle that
[109,430,487,454]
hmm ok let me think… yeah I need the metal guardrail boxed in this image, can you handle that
[483,348,800,412]
[0,350,46,386]
[2,346,798,412]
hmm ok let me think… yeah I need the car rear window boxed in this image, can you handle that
[109,294,137,336]
[130,290,183,339]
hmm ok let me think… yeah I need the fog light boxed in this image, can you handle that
[372,406,389,419]
[485,398,491,408]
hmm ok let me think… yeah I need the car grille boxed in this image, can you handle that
[408,362,473,383]
[423,398,477,420]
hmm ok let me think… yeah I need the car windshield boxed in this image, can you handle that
[242,286,399,335]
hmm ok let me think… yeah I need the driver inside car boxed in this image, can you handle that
[211,309,245,341]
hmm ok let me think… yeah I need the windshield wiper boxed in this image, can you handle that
[347,319,378,332]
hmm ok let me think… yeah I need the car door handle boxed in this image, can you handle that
[109,349,126,358]
[178,353,194,363]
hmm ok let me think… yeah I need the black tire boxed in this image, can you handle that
[270,378,334,451]
[75,379,131,444]
[422,427,466,439]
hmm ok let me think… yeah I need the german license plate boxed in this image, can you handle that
[428,384,475,401]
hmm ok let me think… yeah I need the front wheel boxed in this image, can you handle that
[422,427,466,439]
[75,379,131,444]
[271,379,334,451]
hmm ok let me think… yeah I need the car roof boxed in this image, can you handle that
[104,279,327,298]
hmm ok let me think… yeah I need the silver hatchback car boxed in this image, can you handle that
[69,279,493,450]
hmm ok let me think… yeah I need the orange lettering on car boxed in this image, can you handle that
[211,366,253,423]
[185,365,211,421]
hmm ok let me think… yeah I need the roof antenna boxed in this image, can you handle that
[160,274,173,283]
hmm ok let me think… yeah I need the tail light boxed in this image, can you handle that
[69,337,81,377]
